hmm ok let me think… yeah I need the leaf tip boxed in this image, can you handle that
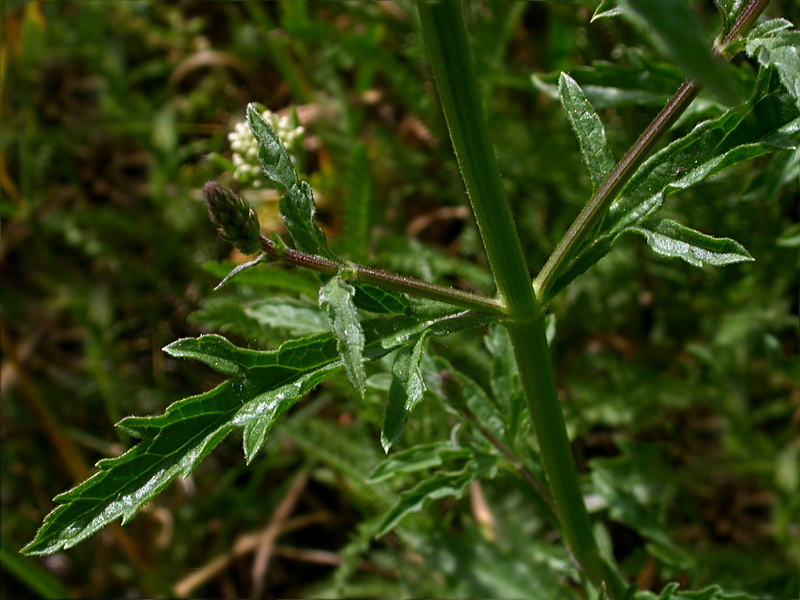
[162,338,188,356]
[245,102,259,122]
[380,433,394,454]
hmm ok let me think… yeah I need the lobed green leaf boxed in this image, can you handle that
[22,364,334,556]
[164,333,286,375]
[165,332,337,374]
[609,70,799,229]
[374,460,495,538]
[24,309,495,556]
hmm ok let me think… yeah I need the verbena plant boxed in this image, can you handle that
[22,1,799,597]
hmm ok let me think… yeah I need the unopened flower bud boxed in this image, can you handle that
[204,182,261,255]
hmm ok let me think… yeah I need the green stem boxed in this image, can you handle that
[535,0,771,302]
[260,236,506,316]
[416,0,535,317]
[417,1,625,597]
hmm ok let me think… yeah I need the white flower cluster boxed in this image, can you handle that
[228,109,304,187]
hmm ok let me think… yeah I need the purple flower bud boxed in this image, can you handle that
[204,182,261,255]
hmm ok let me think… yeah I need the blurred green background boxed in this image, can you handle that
[1,1,798,598]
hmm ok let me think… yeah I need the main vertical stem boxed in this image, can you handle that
[416,1,625,597]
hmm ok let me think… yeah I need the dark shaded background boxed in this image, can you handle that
[2,2,798,598]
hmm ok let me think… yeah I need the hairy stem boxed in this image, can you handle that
[417,0,626,596]
[260,236,506,316]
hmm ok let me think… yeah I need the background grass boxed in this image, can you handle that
[2,1,798,598]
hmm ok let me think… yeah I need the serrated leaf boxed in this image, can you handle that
[558,73,616,190]
[22,363,334,556]
[319,275,366,396]
[369,442,472,482]
[246,104,332,259]
[608,69,799,226]
[547,69,800,300]
[164,334,277,375]
[381,333,430,452]
[627,219,753,267]
[24,311,494,556]
[620,0,744,105]
[745,19,800,111]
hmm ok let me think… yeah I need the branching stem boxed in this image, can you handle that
[535,0,771,302]
[534,80,699,300]
[417,0,626,596]
[260,235,506,316]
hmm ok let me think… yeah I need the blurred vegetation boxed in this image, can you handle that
[1,1,797,598]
